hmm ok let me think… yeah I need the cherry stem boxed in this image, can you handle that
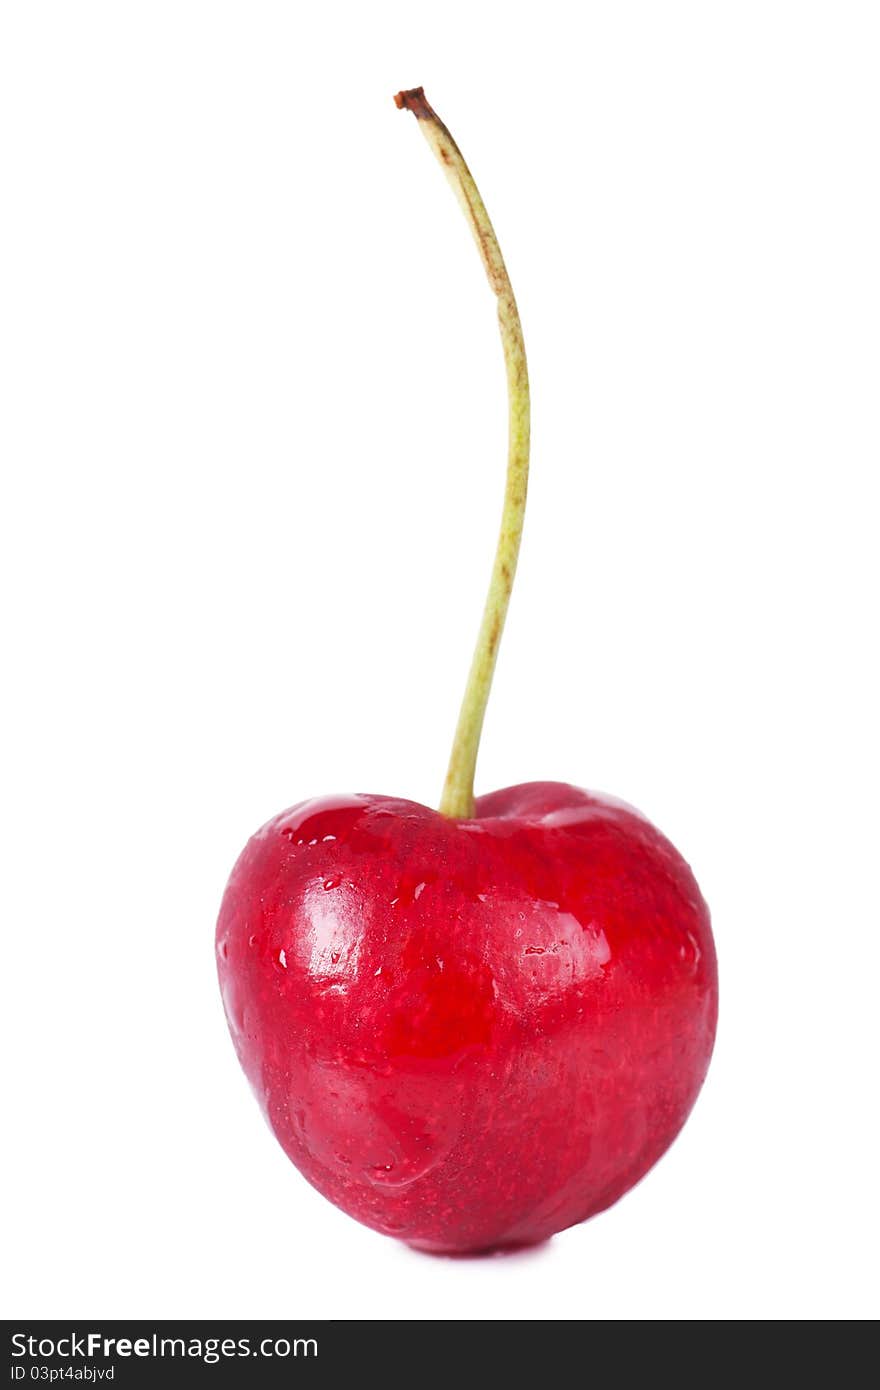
[395,88,530,820]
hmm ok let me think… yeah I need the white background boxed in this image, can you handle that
[2,2,878,1321]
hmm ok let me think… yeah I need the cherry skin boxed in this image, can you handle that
[216,781,717,1253]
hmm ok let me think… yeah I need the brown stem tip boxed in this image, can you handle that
[393,87,436,120]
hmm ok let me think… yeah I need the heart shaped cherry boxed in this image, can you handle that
[216,88,717,1253]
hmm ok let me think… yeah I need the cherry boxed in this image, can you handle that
[216,88,717,1253]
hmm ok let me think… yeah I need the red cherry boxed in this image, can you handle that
[217,89,718,1252]
[217,783,716,1252]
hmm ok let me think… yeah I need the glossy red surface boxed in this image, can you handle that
[216,782,717,1252]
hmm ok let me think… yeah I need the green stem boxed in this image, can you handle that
[395,87,530,820]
